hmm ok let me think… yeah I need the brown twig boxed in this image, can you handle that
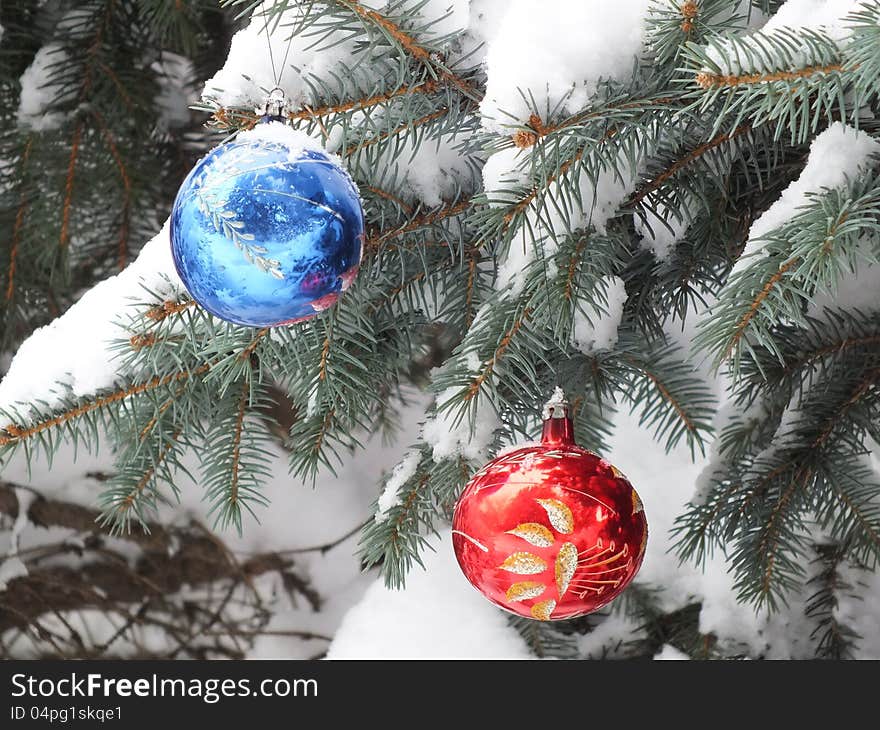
[696,63,847,89]
[721,257,799,363]
[629,125,751,207]
[0,363,212,447]
[6,137,33,302]
[466,308,533,399]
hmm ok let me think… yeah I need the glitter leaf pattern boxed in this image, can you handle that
[536,498,574,534]
[499,552,547,575]
[530,600,556,621]
[506,581,546,602]
[555,542,578,597]
[507,523,554,547]
[496,495,638,620]
[196,188,284,279]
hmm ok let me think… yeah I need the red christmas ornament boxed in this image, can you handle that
[451,395,647,621]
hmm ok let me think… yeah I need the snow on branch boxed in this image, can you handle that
[735,122,880,274]
[0,223,182,417]
[699,122,880,368]
[479,0,651,134]
[697,0,864,78]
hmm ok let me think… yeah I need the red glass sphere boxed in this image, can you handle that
[452,409,647,621]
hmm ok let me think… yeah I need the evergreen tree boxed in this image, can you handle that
[1,0,878,659]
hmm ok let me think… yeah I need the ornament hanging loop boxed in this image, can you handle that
[257,86,289,123]
[541,387,574,445]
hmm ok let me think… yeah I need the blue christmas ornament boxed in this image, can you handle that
[170,121,364,327]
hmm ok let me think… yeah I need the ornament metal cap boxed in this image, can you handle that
[541,387,574,445]
[257,86,289,122]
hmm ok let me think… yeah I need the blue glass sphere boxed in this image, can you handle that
[170,122,364,327]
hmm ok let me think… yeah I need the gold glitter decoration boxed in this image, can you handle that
[632,489,644,514]
[555,542,578,597]
[639,526,648,557]
[536,498,574,534]
[506,581,546,602]
[530,599,556,621]
[499,552,547,575]
[507,523,554,547]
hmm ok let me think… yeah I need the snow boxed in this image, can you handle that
[493,154,642,297]
[600,409,755,656]
[541,386,567,419]
[153,52,196,130]
[0,557,27,591]
[654,644,690,660]
[464,350,482,373]
[577,612,640,658]
[359,132,476,208]
[241,120,333,161]
[482,146,530,207]
[479,0,651,133]
[202,2,355,109]
[691,399,762,507]
[422,387,501,462]
[0,487,33,591]
[494,440,541,458]
[455,0,510,62]
[489,140,644,297]
[808,258,880,317]
[202,0,475,111]
[0,223,182,416]
[16,43,70,131]
[762,0,863,40]
[481,1,653,297]
[326,529,533,658]
[374,450,421,521]
[837,558,880,658]
[570,276,627,353]
[494,229,541,298]
[733,123,880,275]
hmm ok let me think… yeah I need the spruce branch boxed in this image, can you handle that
[4,136,32,304]
[359,448,470,589]
[0,363,212,450]
[628,124,751,207]
[328,0,481,100]
[684,33,840,144]
[366,198,473,251]
[805,543,861,660]
[92,110,132,270]
[647,0,749,67]
[698,171,880,372]
[614,337,715,456]
[682,13,880,142]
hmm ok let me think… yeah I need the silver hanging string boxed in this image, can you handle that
[260,3,296,89]
[261,6,279,87]
[257,4,297,119]
[277,21,295,86]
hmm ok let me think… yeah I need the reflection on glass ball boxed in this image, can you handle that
[170,123,364,327]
